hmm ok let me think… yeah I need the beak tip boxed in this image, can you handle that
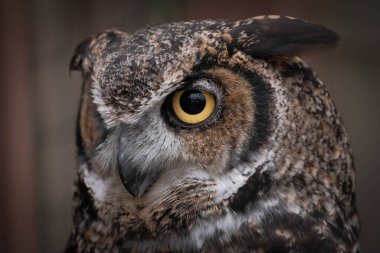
[121,179,143,197]
[118,153,159,198]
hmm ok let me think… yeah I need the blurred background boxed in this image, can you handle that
[0,0,379,252]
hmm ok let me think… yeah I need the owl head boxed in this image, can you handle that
[69,16,358,251]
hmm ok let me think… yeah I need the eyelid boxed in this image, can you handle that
[181,79,222,99]
[191,79,215,91]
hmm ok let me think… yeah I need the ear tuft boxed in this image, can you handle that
[70,37,94,72]
[70,30,127,75]
[227,15,340,57]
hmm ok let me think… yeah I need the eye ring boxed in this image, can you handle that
[172,89,216,125]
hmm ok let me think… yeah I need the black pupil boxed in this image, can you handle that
[179,90,206,115]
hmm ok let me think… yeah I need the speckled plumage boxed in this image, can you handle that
[66,16,360,253]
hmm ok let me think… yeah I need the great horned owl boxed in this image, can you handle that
[66,16,360,253]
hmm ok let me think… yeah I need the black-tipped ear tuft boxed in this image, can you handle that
[227,15,340,57]
[70,30,127,75]
[70,37,95,73]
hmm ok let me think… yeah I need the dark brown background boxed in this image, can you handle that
[0,0,379,252]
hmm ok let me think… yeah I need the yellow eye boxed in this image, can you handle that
[172,89,216,124]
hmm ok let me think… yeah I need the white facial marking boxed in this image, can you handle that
[213,165,255,202]
[189,197,281,248]
[81,164,111,202]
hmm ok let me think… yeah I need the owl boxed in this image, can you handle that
[65,15,360,253]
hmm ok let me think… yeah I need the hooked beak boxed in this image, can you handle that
[118,152,160,197]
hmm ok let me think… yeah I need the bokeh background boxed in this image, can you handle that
[0,0,379,252]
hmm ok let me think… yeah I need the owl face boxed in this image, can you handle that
[69,16,359,252]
